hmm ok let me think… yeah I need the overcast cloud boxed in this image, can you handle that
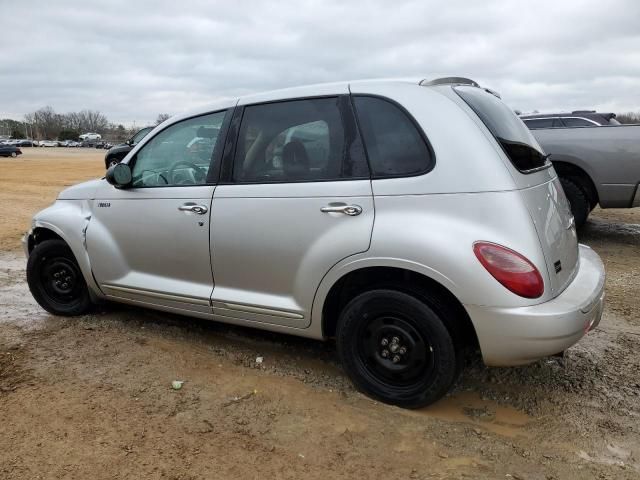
[2,0,639,126]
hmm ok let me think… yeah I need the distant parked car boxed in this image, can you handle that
[79,132,102,141]
[39,140,59,147]
[104,126,154,169]
[526,123,640,227]
[520,111,620,129]
[94,141,106,149]
[0,145,22,157]
[16,140,36,147]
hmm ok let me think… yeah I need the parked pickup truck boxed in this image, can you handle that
[529,125,640,227]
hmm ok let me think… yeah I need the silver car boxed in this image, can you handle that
[23,77,605,408]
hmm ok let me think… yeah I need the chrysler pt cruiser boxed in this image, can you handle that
[23,77,605,408]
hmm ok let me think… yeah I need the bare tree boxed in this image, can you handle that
[616,112,640,124]
[155,113,171,125]
[76,110,109,133]
[24,106,63,140]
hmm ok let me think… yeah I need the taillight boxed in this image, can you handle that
[473,242,544,298]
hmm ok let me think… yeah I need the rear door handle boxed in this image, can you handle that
[178,203,208,215]
[320,204,362,216]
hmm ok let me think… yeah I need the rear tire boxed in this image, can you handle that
[559,177,590,229]
[336,289,458,409]
[10,152,17,158]
[27,239,92,316]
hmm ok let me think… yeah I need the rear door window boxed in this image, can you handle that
[352,96,434,177]
[233,97,369,183]
[454,86,550,173]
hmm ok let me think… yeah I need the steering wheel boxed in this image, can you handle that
[167,160,207,185]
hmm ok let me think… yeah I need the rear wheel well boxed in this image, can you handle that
[552,161,599,208]
[322,267,479,350]
[28,228,64,254]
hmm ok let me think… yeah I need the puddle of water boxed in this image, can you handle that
[0,252,49,329]
[419,391,531,438]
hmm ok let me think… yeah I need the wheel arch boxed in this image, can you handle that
[315,262,479,350]
[27,226,64,254]
[552,160,599,207]
[28,215,103,300]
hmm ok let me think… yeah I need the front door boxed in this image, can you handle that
[87,109,231,315]
[210,95,374,327]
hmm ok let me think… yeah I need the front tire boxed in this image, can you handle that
[10,151,17,158]
[336,289,458,409]
[27,239,92,316]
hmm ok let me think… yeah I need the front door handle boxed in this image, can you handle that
[320,204,363,216]
[178,203,208,215]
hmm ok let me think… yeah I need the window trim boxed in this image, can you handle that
[126,108,233,189]
[522,116,600,129]
[219,94,371,185]
[350,94,436,179]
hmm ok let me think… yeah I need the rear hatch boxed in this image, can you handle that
[454,86,579,297]
[519,175,579,295]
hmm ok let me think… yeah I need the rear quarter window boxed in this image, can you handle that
[352,96,434,178]
[455,86,550,173]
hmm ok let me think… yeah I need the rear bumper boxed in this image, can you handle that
[464,244,605,366]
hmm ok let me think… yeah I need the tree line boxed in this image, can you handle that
[1,107,171,142]
[616,112,640,124]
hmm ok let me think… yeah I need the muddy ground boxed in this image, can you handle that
[1,149,639,479]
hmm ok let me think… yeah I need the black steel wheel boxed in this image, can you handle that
[27,239,92,316]
[337,289,457,408]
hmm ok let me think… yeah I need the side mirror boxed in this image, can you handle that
[105,163,132,188]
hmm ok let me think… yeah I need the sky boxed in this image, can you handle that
[1,0,639,127]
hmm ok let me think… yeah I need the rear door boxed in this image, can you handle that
[210,95,374,327]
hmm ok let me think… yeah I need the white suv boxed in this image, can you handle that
[23,77,605,408]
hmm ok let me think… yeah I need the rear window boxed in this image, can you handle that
[455,86,550,173]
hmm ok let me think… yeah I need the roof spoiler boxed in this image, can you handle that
[420,77,501,98]
[420,77,480,87]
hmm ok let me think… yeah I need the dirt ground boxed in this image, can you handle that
[1,148,639,479]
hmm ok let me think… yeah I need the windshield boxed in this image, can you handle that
[454,86,550,173]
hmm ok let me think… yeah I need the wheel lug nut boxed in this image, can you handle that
[381,349,389,358]
[53,273,59,278]
[399,347,407,355]
[392,355,401,364]
[65,276,71,282]
[62,283,68,289]
[392,336,400,344]
[380,338,389,347]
